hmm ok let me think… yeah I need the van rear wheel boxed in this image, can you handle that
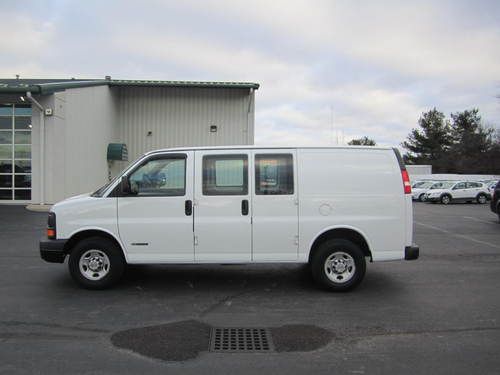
[68,237,125,290]
[310,239,366,292]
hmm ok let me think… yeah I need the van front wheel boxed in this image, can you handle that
[68,237,125,290]
[311,239,366,292]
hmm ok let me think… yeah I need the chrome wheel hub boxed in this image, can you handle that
[324,252,356,284]
[79,250,110,281]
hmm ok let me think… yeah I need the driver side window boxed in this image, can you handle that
[129,156,186,196]
[453,182,466,190]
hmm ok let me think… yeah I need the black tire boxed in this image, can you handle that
[68,236,125,290]
[476,193,487,204]
[418,194,426,202]
[310,239,366,292]
[440,194,451,205]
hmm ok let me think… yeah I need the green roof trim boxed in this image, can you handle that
[0,78,260,95]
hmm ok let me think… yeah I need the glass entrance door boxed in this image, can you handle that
[0,104,32,201]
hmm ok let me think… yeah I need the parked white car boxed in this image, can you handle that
[425,181,491,205]
[40,146,418,291]
[411,181,436,201]
[488,181,498,195]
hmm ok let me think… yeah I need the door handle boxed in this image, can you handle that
[185,200,193,216]
[241,199,249,216]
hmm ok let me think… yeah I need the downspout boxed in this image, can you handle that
[247,88,254,145]
[26,92,45,205]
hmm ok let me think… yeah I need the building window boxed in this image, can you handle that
[255,154,294,195]
[203,154,248,195]
[0,104,32,201]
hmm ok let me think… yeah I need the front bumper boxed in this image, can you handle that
[405,245,419,260]
[40,238,67,263]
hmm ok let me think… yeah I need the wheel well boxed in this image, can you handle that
[308,228,372,263]
[63,230,124,257]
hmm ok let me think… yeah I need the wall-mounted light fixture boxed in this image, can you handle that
[147,131,153,136]
[20,96,25,102]
[210,125,218,133]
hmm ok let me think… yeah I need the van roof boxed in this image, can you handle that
[145,145,394,155]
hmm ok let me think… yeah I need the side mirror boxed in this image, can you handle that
[120,176,137,195]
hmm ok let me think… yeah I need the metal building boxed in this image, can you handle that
[0,78,259,204]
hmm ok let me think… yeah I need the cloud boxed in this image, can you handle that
[0,13,54,65]
[1,0,499,148]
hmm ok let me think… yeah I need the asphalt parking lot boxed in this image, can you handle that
[1,202,499,375]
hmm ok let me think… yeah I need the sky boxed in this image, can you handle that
[1,0,499,147]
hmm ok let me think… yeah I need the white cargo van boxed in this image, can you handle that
[40,146,419,291]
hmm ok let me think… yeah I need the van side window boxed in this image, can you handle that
[129,156,186,196]
[203,155,248,195]
[255,154,294,195]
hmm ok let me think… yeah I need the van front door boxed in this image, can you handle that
[117,152,194,263]
[252,150,298,261]
[194,150,251,262]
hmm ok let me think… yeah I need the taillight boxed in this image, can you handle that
[392,148,412,195]
[47,212,56,239]
[401,169,412,194]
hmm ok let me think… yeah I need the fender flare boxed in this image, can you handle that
[306,225,373,260]
[66,226,129,263]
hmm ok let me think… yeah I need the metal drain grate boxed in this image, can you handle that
[209,327,274,352]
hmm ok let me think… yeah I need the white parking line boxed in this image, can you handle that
[463,216,496,225]
[415,221,500,249]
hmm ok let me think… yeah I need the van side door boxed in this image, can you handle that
[252,150,298,261]
[117,152,194,263]
[194,150,252,262]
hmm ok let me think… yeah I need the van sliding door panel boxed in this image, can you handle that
[194,151,252,262]
[252,150,299,261]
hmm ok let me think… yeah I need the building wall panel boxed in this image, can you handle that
[116,87,254,162]
[31,85,254,204]
[63,86,118,199]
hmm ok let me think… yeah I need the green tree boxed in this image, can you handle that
[401,108,453,172]
[348,136,376,146]
[449,109,496,173]
[483,129,500,174]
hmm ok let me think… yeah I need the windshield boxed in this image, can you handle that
[91,155,145,197]
[91,175,121,197]
[431,182,455,189]
[414,181,434,189]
